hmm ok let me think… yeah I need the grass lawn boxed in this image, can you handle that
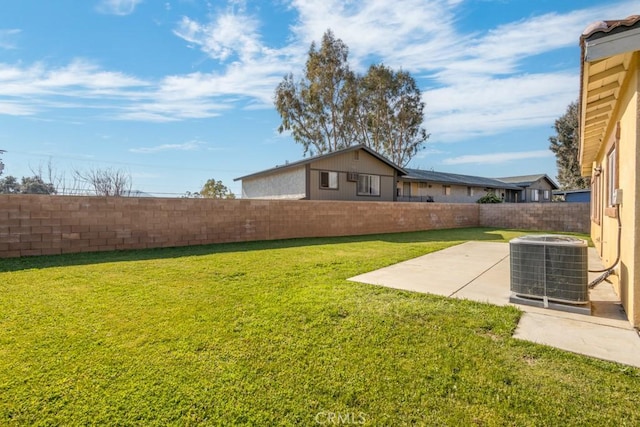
[1,227,639,425]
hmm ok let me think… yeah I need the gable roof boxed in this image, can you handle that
[234,145,406,181]
[496,174,559,189]
[579,15,640,175]
[402,169,522,190]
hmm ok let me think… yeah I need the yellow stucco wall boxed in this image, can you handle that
[591,54,640,326]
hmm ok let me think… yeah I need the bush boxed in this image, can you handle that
[476,193,503,204]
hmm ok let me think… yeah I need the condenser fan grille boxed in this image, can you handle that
[510,235,588,306]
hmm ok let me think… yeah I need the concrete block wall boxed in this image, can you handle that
[479,203,590,234]
[0,195,589,258]
[0,195,479,258]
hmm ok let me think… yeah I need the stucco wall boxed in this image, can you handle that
[589,56,640,326]
[0,195,589,259]
[241,166,306,199]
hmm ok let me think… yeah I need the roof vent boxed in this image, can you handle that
[509,235,590,314]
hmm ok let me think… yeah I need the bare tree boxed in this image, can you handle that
[30,158,66,194]
[0,149,5,177]
[73,167,132,196]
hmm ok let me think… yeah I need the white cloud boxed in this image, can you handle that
[173,13,263,62]
[2,0,638,136]
[96,0,143,15]
[129,140,206,153]
[0,101,35,115]
[288,0,462,71]
[443,150,553,165]
[0,60,149,116]
[424,72,578,141]
[0,60,146,96]
[0,29,20,50]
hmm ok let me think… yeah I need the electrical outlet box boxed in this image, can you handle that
[613,188,623,205]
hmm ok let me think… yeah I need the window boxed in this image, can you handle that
[467,187,474,197]
[443,185,451,196]
[543,190,550,200]
[607,146,617,207]
[357,174,380,196]
[603,122,620,217]
[531,189,539,202]
[320,171,338,190]
[591,166,602,224]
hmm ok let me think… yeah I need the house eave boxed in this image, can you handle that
[579,19,639,177]
[584,26,640,62]
[579,52,631,176]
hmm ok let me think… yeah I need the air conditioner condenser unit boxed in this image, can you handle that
[509,235,590,314]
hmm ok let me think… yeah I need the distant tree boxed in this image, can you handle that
[0,175,56,194]
[549,101,589,190]
[275,30,358,156]
[182,191,202,198]
[30,158,65,194]
[274,29,428,165]
[200,179,235,199]
[0,149,5,177]
[356,64,428,166]
[20,176,56,194]
[0,175,20,193]
[73,168,132,196]
[0,153,57,194]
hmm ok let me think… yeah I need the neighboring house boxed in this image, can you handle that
[496,174,559,203]
[553,189,591,203]
[398,169,522,203]
[234,145,406,201]
[578,15,640,326]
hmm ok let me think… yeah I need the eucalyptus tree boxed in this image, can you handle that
[275,30,428,165]
[275,30,358,156]
[356,64,428,166]
[549,101,589,189]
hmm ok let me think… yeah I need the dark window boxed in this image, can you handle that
[357,174,380,196]
[320,171,338,189]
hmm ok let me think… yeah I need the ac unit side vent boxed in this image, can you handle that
[347,172,359,182]
[510,235,589,305]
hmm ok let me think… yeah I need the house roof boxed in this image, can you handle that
[234,144,406,181]
[496,174,559,189]
[553,189,591,196]
[402,169,522,190]
[579,15,640,176]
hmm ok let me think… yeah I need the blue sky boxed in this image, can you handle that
[0,0,637,196]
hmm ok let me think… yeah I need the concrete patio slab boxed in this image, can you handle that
[348,241,640,367]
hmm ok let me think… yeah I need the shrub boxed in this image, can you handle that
[476,193,503,204]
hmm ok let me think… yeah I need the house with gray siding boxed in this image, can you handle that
[397,169,522,203]
[496,174,559,203]
[234,145,406,201]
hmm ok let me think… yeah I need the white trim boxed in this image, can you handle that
[585,27,640,61]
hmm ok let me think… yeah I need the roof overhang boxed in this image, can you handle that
[584,26,640,62]
[579,19,640,176]
[579,51,633,176]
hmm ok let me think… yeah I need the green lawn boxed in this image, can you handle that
[1,227,638,425]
